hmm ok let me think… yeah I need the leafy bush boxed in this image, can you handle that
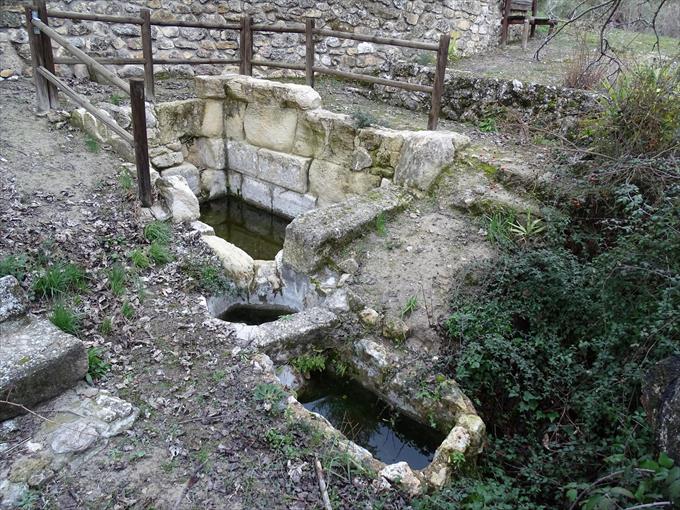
[291,354,326,377]
[587,64,679,159]
[438,184,680,507]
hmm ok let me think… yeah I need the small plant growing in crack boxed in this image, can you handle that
[253,383,287,414]
[291,353,326,377]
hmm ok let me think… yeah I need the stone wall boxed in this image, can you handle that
[0,0,502,78]
[70,73,468,219]
[373,61,601,126]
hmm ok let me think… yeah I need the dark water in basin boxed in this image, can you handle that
[219,304,297,325]
[297,373,445,469]
[200,195,289,260]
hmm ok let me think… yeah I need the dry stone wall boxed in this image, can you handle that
[0,0,501,78]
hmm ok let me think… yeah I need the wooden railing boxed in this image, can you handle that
[38,4,451,129]
[26,1,152,206]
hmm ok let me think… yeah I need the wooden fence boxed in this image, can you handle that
[25,1,451,206]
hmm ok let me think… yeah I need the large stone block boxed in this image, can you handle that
[151,150,184,169]
[223,75,321,111]
[224,99,246,141]
[156,175,200,223]
[272,187,317,219]
[201,99,224,137]
[283,183,410,273]
[161,162,200,195]
[227,170,243,195]
[309,159,349,207]
[226,139,259,177]
[244,103,298,152]
[394,131,468,191]
[0,314,88,421]
[201,235,254,289]
[241,175,272,210]
[257,148,310,194]
[195,74,231,99]
[293,110,357,165]
[195,137,226,169]
[155,99,205,145]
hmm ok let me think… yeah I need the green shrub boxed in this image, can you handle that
[33,262,86,299]
[588,64,679,158]
[50,302,80,335]
[439,184,680,507]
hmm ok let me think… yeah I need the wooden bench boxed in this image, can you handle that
[500,0,558,48]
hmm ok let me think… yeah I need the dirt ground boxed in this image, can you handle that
[0,77,411,509]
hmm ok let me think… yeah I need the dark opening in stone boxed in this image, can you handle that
[200,194,290,260]
[218,304,297,325]
[297,372,445,469]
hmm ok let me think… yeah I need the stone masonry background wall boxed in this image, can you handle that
[1,0,501,78]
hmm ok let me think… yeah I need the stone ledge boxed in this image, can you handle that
[0,312,88,421]
[283,183,411,273]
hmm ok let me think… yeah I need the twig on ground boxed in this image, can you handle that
[172,458,210,510]
[314,455,333,510]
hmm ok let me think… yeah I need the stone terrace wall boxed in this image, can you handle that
[374,61,601,126]
[0,0,502,78]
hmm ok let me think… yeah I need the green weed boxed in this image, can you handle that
[121,301,135,320]
[129,249,150,269]
[107,264,127,296]
[149,241,173,265]
[484,211,515,245]
[181,259,233,294]
[253,383,287,414]
[0,254,30,280]
[118,168,134,192]
[50,302,80,335]
[375,212,387,237]
[352,111,377,129]
[100,317,113,335]
[401,295,418,318]
[509,212,545,241]
[86,347,110,384]
[109,94,124,106]
[33,262,86,299]
[478,117,497,133]
[144,221,172,244]
[291,353,326,377]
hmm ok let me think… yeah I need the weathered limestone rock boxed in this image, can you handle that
[308,160,348,206]
[379,462,422,496]
[200,168,228,200]
[155,99,204,144]
[224,75,321,110]
[244,103,298,152]
[224,100,246,140]
[226,139,259,176]
[195,74,229,99]
[382,316,410,341]
[161,162,200,195]
[195,137,226,169]
[272,188,316,219]
[151,150,183,169]
[642,356,680,461]
[394,131,469,191]
[0,276,27,323]
[241,175,272,210]
[201,235,254,288]
[156,175,200,223]
[358,308,379,327]
[257,148,310,194]
[294,110,357,164]
[190,220,215,236]
[201,99,224,137]
[0,312,88,421]
[283,183,410,273]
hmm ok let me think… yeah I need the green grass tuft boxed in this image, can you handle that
[107,264,127,297]
[129,249,150,269]
[0,254,30,280]
[85,135,100,153]
[149,241,173,265]
[86,347,110,384]
[50,302,80,335]
[33,262,86,299]
[144,221,172,244]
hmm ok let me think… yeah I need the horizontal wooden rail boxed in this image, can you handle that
[153,58,240,65]
[54,57,144,65]
[313,28,439,51]
[47,10,143,25]
[150,18,240,30]
[251,59,305,71]
[31,18,130,95]
[312,66,434,93]
[251,23,305,34]
[36,66,134,144]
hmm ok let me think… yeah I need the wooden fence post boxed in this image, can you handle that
[305,18,315,87]
[427,33,450,131]
[140,8,155,101]
[25,7,50,114]
[130,79,152,207]
[239,14,253,76]
[34,0,58,108]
